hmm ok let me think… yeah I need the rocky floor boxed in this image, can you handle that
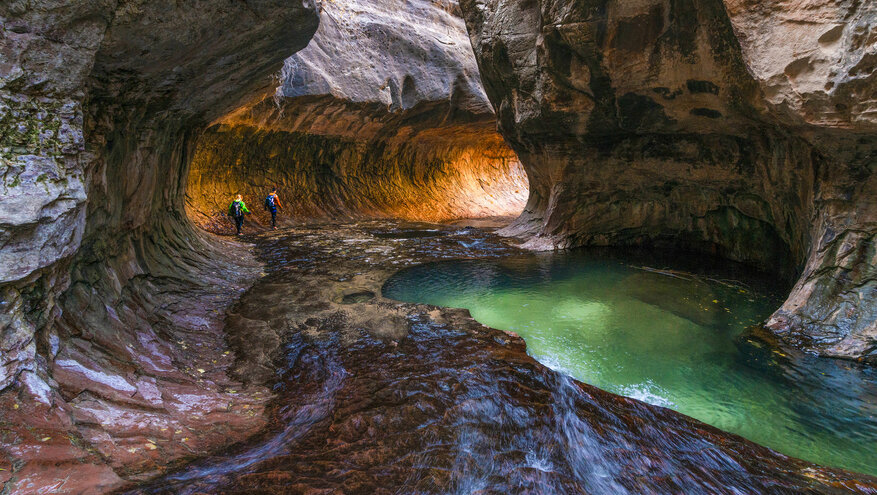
[122,221,877,494]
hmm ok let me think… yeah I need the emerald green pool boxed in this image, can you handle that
[382,251,877,476]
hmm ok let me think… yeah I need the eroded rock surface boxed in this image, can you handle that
[459,0,876,362]
[1,0,318,491]
[2,0,875,491]
[185,0,528,231]
[127,223,877,494]
[725,0,877,129]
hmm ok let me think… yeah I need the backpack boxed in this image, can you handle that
[230,200,242,217]
[265,194,275,210]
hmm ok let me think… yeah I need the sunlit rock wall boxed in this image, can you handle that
[0,0,318,491]
[186,0,528,231]
[459,0,876,362]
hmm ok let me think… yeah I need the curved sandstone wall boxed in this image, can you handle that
[187,117,528,228]
[459,0,876,362]
[0,1,318,491]
[0,0,873,491]
[0,1,523,489]
[185,0,528,231]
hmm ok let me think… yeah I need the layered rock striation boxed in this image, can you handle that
[2,0,875,491]
[459,0,876,362]
[1,0,318,491]
[185,0,528,232]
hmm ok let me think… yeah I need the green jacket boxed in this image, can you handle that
[228,199,250,217]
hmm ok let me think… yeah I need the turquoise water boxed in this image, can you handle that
[382,251,877,476]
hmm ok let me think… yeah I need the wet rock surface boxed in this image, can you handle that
[1,0,875,492]
[458,0,876,363]
[128,222,877,494]
[0,237,272,493]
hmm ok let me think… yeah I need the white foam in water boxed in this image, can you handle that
[617,381,676,408]
[535,354,579,377]
[525,451,555,472]
[536,354,675,415]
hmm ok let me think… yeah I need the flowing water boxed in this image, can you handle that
[382,250,877,476]
[128,227,877,493]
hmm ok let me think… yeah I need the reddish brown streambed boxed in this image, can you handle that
[127,222,877,494]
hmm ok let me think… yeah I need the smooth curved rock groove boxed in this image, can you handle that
[1,1,319,491]
[185,0,529,231]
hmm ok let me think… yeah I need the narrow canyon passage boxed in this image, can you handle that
[184,0,529,232]
[2,0,876,493]
[184,110,529,231]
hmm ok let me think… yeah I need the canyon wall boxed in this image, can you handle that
[0,1,522,490]
[185,0,528,232]
[459,0,876,362]
[1,0,873,491]
[0,1,318,491]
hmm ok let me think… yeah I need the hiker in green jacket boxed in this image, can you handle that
[228,194,251,235]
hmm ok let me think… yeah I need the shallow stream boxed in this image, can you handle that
[128,227,877,493]
[383,250,877,476]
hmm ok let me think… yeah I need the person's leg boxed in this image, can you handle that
[271,209,277,229]
[235,216,243,234]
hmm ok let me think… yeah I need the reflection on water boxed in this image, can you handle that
[382,251,877,476]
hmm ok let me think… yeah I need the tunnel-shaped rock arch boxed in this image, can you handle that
[1,0,876,491]
[1,0,529,489]
[1,0,320,490]
[185,100,529,231]
[184,0,529,233]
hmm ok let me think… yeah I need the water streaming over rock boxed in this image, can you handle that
[382,254,877,476]
[127,224,877,494]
